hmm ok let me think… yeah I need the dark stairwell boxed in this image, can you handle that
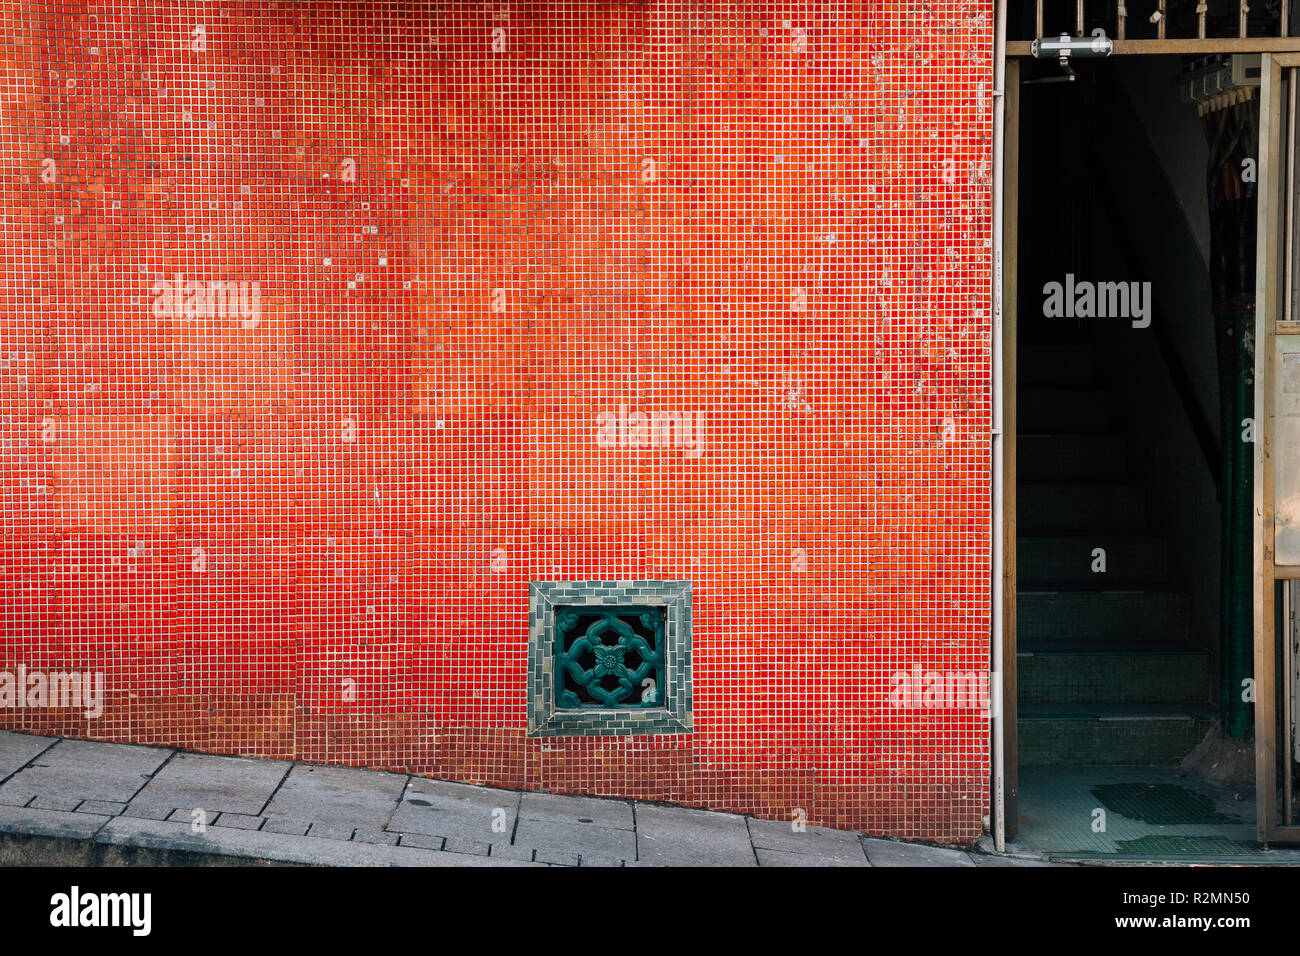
[1017,337,1217,765]
[1014,56,1229,777]
[1006,56,1274,859]
[1014,58,1229,770]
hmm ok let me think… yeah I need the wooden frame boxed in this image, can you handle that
[1255,52,1300,844]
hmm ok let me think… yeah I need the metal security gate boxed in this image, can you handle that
[1009,0,1300,54]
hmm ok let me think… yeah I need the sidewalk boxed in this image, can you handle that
[0,731,1041,867]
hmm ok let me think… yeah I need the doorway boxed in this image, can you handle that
[1000,51,1272,859]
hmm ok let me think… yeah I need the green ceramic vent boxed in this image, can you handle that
[556,606,665,709]
[528,581,692,737]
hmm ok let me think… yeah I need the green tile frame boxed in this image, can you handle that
[528,581,693,737]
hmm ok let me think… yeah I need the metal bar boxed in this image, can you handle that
[1036,0,1043,38]
[1242,0,1250,38]
[1077,0,1086,34]
[1200,0,1208,39]
[992,0,1008,853]
[1284,0,1290,38]
[1000,55,1021,844]
[1009,37,1300,53]
[1118,0,1127,39]
[1159,0,1167,39]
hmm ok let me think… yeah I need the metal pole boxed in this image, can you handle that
[992,0,1009,855]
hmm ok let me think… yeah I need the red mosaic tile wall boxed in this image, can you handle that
[0,0,993,842]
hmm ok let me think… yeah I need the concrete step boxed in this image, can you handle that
[1017,589,1187,643]
[1018,642,1211,704]
[1016,535,1166,588]
[1019,344,1097,387]
[1018,703,1216,766]
[1018,434,1128,481]
[1017,483,1147,533]
[1018,388,1111,433]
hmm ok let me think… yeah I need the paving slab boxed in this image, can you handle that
[398,832,444,850]
[130,751,290,816]
[748,818,871,865]
[262,764,405,828]
[0,739,169,805]
[514,817,637,862]
[352,828,398,846]
[389,777,519,841]
[518,791,634,830]
[306,824,355,841]
[0,805,112,841]
[756,847,870,867]
[862,838,975,867]
[76,800,126,816]
[95,816,540,867]
[263,817,310,836]
[635,803,756,866]
[443,836,489,856]
[214,812,264,830]
[120,804,172,820]
[29,795,81,812]
[0,732,57,780]
[536,849,579,866]
[488,841,535,862]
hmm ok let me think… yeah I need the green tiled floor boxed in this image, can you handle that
[1011,765,1300,863]
[1092,782,1235,825]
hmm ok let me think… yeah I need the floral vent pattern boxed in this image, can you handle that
[556,606,665,709]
